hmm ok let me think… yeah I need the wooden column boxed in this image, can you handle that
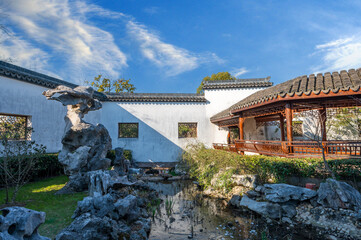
[285,103,293,153]
[319,107,327,141]
[239,117,245,140]
[279,114,285,141]
[238,117,245,155]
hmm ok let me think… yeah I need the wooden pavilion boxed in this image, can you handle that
[211,68,361,157]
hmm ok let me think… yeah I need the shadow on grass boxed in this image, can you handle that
[0,175,87,239]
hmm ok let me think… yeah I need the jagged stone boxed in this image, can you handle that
[264,183,317,203]
[43,85,112,193]
[114,147,130,175]
[56,213,130,240]
[0,207,50,240]
[317,178,361,210]
[115,195,138,218]
[228,195,241,207]
[240,195,282,219]
[231,174,259,188]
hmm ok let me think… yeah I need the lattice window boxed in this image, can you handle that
[0,114,29,140]
[178,123,197,138]
[118,123,138,138]
[292,121,303,137]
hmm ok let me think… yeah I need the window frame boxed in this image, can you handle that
[118,122,139,138]
[178,122,198,138]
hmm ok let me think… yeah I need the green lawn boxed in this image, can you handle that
[0,175,87,238]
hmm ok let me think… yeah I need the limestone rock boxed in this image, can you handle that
[317,178,361,210]
[114,147,130,175]
[264,183,317,203]
[0,207,50,240]
[228,195,241,207]
[88,170,112,197]
[232,174,259,188]
[43,85,112,193]
[56,213,130,240]
[240,195,282,219]
[115,195,138,218]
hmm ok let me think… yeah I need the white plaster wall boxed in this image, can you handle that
[100,102,209,162]
[0,76,100,152]
[204,87,267,144]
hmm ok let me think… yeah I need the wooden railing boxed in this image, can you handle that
[213,140,361,157]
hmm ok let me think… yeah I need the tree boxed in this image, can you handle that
[197,72,236,94]
[0,121,46,204]
[85,75,136,93]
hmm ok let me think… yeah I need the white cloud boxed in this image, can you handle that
[312,35,361,73]
[2,0,128,83]
[143,7,160,15]
[231,67,249,78]
[127,21,223,76]
[0,34,48,70]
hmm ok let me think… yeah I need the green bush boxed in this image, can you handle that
[183,143,361,189]
[106,149,133,162]
[0,153,63,186]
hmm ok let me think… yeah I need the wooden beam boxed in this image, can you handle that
[319,107,327,141]
[279,114,285,141]
[285,103,293,153]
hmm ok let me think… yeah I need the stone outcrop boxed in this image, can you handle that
[43,85,112,193]
[56,179,155,240]
[240,195,282,219]
[113,147,130,175]
[0,207,50,240]
[88,170,133,197]
[264,183,317,203]
[317,178,361,210]
[229,180,361,239]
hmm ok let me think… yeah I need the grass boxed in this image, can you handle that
[0,175,87,239]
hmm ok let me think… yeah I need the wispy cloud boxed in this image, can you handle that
[0,33,49,71]
[127,21,223,76]
[143,7,160,15]
[231,67,249,78]
[312,35,361,73]
[2,0,127,83]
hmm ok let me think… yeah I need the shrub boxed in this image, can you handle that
[0,153,63,187]
[106,149,133,162]
[183,143,361,189]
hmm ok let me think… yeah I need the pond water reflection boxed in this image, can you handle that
[147,180,318,240]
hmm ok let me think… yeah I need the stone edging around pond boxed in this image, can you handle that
[227,177,361,240]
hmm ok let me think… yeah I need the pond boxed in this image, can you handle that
[147,180,320,240]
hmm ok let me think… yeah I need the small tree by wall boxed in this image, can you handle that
[0,121,46,204]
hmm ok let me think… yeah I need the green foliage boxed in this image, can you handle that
[197,72,236,94]
[85,75,136,93]
[0,175,87,238]
[183,144,361,190]
[0,153,63,186]
[106,149,133,162]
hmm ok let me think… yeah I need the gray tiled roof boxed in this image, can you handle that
[0,60,78,89]
[105,92,207,102]
[211,68,361,122]
[203,76,272,89]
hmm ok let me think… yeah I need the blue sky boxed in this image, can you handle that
[1,0,361,93]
